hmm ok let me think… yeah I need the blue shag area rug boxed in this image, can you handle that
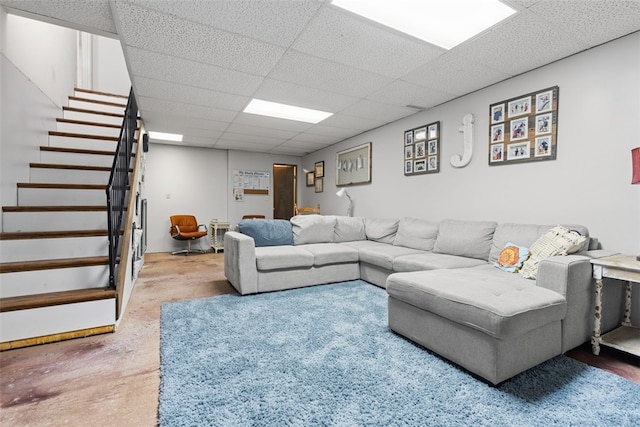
[159,280,640,426]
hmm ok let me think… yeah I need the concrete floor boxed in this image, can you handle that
[0,252,638,426]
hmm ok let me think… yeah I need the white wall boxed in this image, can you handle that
[144,143,228,253]
[302,32,640,256]
[0,11,74,215]
[92,35,131,95]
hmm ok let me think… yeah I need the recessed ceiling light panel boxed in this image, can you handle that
[148,131,183,142]
[332,0,516,49]
[243,99,333,124]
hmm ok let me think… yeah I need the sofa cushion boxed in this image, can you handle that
[291,214,336,245]
[488,223,590,264]
[393,253,487,272]
[255,246,313,271]
[386,266,567,339]
[237,219,293,247]
[393,217,439,251]
[296,243,359,266]
[334,216,366,242]
[365,218,399,244]
[519,226,587,280]
[433,219,497,260]
[357,244,424,270]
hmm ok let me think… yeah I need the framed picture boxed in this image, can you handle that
[314,177,323,193]
[306,171,314,187]
[336,142,372,186]
[314,161,324,178]
[404,131,413,145]
[404,122,440,176]
[489,86,559,166]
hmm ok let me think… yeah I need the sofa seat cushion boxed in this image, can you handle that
[355,244,425,270]
[296,243,359,266]
[393,253,487,272]
[255,246,313,271]
[386,266,567,339]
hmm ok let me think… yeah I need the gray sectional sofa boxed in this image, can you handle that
[224,215,621,384]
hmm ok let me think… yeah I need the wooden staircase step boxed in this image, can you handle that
[40,145,118,156]
[48,131,118,141]
[2,205,108,212]
[56,117,122,129]
[17,183,107,190]
[75,87,128,99]
[0,229,108,240]
[29,163,114,172]
[68,95,126,109]
[0,288,116,313]
[0,256,110,274]
[63,106,125,118]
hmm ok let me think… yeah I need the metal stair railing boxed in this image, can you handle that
[106,87,137,289]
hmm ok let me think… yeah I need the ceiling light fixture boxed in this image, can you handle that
[148,131,183,142]
[243,99,333,124]
[331,0,516,50]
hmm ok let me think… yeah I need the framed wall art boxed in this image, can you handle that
[336,142,372,186]
[306,171,314,187]
[404,121,440,176]
[488,86,559,166]
[314,161,324,178]
[315,177,324,193]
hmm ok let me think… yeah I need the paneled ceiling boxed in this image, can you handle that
[2,0,640,156]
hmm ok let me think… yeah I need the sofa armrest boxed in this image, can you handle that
[224,231,258,295]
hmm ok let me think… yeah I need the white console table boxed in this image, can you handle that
[590,254,640,356]
[209,220,231,253]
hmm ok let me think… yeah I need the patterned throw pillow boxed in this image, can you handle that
[494,243,530,273]
[519,226,587,279]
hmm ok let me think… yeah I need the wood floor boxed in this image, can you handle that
[1,252,638,426]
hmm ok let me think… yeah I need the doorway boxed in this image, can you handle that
[273,164,297,219]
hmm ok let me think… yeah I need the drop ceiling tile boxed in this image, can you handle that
[338,100,417,123]
[253,78,359,113]
[214,139,280,152]
[269,145,313,156]
[305,124,361,139]
[269,50,394,98]
[293,6,444,78]
[219,131,285,146]
[224,123,299,141]
[233,111,316,133]
[366,80,454,109]
[1,0,116,34]
[126,47,263,97]
[452,10,587,76]
[136,96,238,123]
[319,114,386,132]
[134,0,324,47]
[140,110,230,133]
[180,135,219,147]
[288,132,341,145]
[402,52,513,97]
[527,1,640,47]
[134,77,249,111]
[277,139,333,151]
[113,1,285,75]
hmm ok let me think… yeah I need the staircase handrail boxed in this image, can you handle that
[106,87,137,289]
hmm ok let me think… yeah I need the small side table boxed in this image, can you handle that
[209,220,231,253]
[590,254,640,356]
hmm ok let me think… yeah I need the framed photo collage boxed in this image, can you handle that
[488,86,559,165]
[404,121,440,176]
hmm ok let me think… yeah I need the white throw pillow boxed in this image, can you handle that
[519,225,587,279]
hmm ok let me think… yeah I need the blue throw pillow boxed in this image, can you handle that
[237,219,293,247]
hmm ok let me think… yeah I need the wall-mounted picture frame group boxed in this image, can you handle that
[489,86,559,166]
[336,142,372,186]
[404,122,440,176]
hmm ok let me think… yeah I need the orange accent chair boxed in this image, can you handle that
[169,215,208,255]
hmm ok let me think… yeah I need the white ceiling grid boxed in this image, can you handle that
[1,0,639,156]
